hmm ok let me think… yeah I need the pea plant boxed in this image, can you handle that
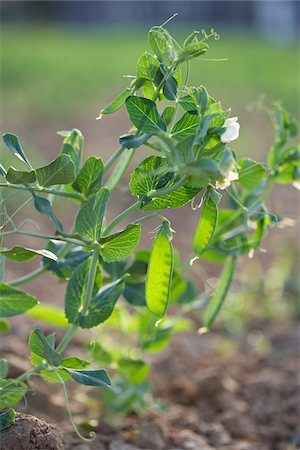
[0,18,299,436]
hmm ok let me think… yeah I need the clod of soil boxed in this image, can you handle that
[0,412,64,450]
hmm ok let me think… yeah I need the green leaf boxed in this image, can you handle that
[193,196,218,256]
[99,87,133,116]
[123,282,146,306]
[0,283,38,317]
[3,133,32,170]
[43,243,91,280]
[27,303,68,328]
[60,143,80,174]
[148,28,175,65]
[238,159,266,190]
[146,221,174,318]
[0,409,16,431]
[171,112,199,141]
[29,327,62,366]
[129,156,199,210]
[203,256,236,330]
[6,167,36,184]
[0,359,8,378]
[119,133,151,149]
[36,154,75,187]
[61,356,90,369]
[100,224,141,263]
[0,320,10,333]
[72,156,103,199]
[0,246,58,263]
[64,368,111,388]
[74,188,109,241]
[79,278,124,329]
[177,41,208,63]
[163,76,178,101]
[105,148,135,191]
[0,379,27,409]
[32,193,63,232]
[137,51,160,81]
[162,106,175,126]
[65,258,102,325]
[125,96,166,134]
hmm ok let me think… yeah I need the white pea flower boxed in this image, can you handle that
[216,168,239,190]
[221,117,240,143]
[292,180,300,190]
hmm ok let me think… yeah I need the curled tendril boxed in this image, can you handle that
[201,28,220,41]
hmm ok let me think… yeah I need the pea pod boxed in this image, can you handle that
[193,196,218,256]
[202,256,236,331]
[146,221,174,318]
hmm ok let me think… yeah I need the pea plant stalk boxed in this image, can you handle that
[0,19,299,435]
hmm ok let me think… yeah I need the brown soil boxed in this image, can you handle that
[0,412,64,450]
[3,320,299,450]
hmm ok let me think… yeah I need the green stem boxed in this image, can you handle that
[103,145,124,173]
[0,183,84,201]
[1,229,93,247]
[102,201,140,236]
[105,148,135,192]
[80,247,100,315]
[56,324,78,353]
[148,176,187,199]
[8,266,47,287]
[4,364,45,391]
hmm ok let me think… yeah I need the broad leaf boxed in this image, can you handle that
[171,112,199,141]
[36,154,75,187]
[129,156,199,210]
[125,96,166,134]
[0,379,27,409]
[79,278,124,329]
[203,256,236,330]
[3,133,31,170]
[32,193,63,231]
[6,167,36,184]
[64,368,111,388]
[148,28,175,65]
[0,409,16,431]
[146,221,174,318]
[100,224,141,263]
[74,188,109,241]
[72,156,104,199]
[137,51,160,81]
[29,327,62,366]
[0,246,58,263]
[65,258,102,325]
[238,158,266,190]
[0,283,38,317]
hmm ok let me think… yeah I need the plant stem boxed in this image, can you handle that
[8,266,47,287]
[1,229,92,247]
[80,247,100,315]
[148,176,187,199]
[0,183,84,201]
[103,145,124,173]
[105,148,135,192]
[102,201,140,236]
[56,324,78,353]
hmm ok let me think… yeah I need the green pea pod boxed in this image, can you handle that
[202,256,236,331]
[146,221,174,319]
[193,196,218,256]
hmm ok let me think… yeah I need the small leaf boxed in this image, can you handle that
[177,41,208,63]
[171,112,199,141]
[61,356,90,369]
[6,167,36,184]
[29,327,62,366]
[146,221,174,318]
[60,143,80,174]
[74,188,109,241]
[0,358,8,378]
[162,106,175,126]
[99,87,133,116]
[163,76,178,101]
[119,133,151,149]
[148,28,175,65]
[32,193,63,232]
[0,283,38,317]
[203,256,236,330]
[0,409,16,431]
[36,154,75,187]
[3,133,32,170]
[193,196,218,256]
[125,96,166,134]
[100,224,141,263]
[0,379,27,409]
[79,278,124,329]
[64,368,111,388]
[72,156,104,199]
[65,258,102,325]
[0,246,58,263]
[136,51,160,81]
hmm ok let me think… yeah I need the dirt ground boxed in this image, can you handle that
[2,317,299,450]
